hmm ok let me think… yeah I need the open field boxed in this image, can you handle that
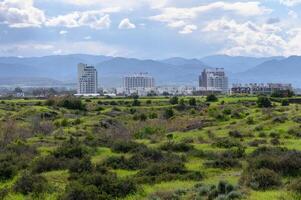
[1,95,301,199]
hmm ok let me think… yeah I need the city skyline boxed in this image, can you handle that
[0,0,301,59]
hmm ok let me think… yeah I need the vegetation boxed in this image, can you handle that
[0,95,301,199]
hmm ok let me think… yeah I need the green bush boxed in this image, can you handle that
[281,99,289,106]
[14,171,48,195]
[205,158,241,169]
[189,98,197,106]
[206,94,218,102]
[132,99,140,106]
[160,142,193,152]
[61,181,102,200]
[164,108,174,119]
[213,138,242,148]
[111,141,146,153]
[135,161,202,184]
[244,169,281,190]
[289,178,301,194]
[169,96,179,105]
[257,96,272,108]
[0,161,17,181]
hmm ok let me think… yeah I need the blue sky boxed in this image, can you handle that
[0,0,301,58]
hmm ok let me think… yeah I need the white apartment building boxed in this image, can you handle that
[199,68,228,93]
[77,63,99,96]
[123,73,155,95]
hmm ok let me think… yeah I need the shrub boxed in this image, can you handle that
[57,96,85,110]
[132,99,140,106]
[228,130,243,138]
[135,161,202,184]
[248,139,267,147]
[14,171,48,195]
[134,127,163,139]
[169,96,179,105]
[53,139,87,159]
[206,94,218,102]
[257,96,272,108]
[61,181,101,200]
[270,138,280,146]
[244,169,281,190]
[0,161,17,181]
[148,112,158,119]
[281,99,289,106]
[189,98,197,106]
[111,141,146,153]
[205,158,241,169]
[289,178,301,194]
[32,155,67,173]
[213,138,242,148]
[69,158,93,174]
[164,108,174,119]
[160,142,193,152]
[248,147,301,176]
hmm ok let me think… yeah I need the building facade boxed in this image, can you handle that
[231,83,293,95]
[123,73,155,95]
[199,68,228,93]
[77,63,98,95]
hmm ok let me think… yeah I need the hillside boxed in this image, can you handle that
[235,56,301,85]
[0,54,299,87]
[1,96,301,199]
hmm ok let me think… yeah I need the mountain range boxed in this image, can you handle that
[0,54,299,87]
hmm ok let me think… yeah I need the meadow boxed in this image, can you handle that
[0,94,301,200]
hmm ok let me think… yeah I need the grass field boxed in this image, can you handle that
[0,95,301,200]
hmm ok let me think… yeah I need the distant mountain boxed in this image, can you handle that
[0,54,300,87]
[0,63,41,77]
[161,57,205,66]
[235,56,301,86]
[0,77,63,86]
[0,54,112,80]
[97,57,206,87]
[201,55,284,73]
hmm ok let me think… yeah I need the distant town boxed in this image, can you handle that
[0,62,296,98]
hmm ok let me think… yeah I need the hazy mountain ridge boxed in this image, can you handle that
[0,54,300,87]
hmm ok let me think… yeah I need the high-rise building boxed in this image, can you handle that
[77,63,98,95]
[123,73,155,96]
[199,68,228,93]
[123,73,155,89]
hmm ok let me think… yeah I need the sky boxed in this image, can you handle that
[0,0,301,58]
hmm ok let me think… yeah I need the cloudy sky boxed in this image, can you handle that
[0,0,301,58]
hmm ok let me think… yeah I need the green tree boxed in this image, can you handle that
[257,96,272,108]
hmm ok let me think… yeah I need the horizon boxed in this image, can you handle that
[0,53,298,60]
[0,0,301,58]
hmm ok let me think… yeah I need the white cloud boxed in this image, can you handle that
[59,30,68,35]
[288,10,298,19]
[0,41,128,57]
[150,1,270,23]
[179,24,197,34]
[0,0,45,28]
[280,0,301,6]
[59,0,169,9]
[46,12,111,29]
[149,1,270,35]
[202,18,287,56]
[118,18,136,29]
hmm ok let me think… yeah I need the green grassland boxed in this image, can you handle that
[0,95,301,200]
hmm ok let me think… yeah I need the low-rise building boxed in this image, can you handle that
[231,83,293,95]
